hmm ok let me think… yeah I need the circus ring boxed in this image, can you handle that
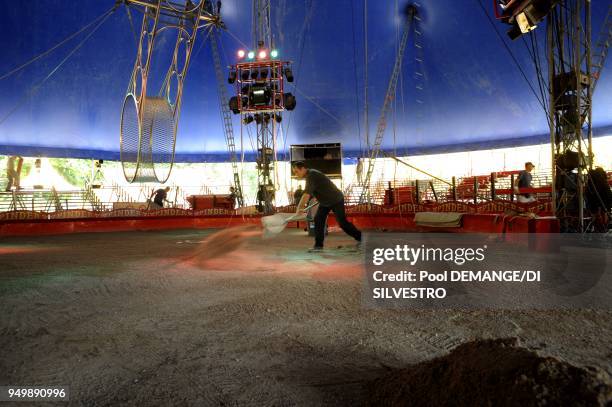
[1,201,609,406]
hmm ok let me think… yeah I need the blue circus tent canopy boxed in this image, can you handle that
[0,0,610,162]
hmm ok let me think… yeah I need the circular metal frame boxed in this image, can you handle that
[120,3,203,184]
[120,93,141,183]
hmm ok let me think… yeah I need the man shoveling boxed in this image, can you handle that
[292,161,361,252]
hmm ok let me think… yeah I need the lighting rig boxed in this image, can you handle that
[495,0,612,231]
[227,45,296,213]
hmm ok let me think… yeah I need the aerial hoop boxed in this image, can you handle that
[119,0,216,183]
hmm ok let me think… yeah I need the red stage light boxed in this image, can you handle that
[258,50,267,59]
[237,49,246,59]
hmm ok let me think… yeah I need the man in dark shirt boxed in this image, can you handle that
[292,161,361,251]
[150,186,170,209]
[515,162,535,203]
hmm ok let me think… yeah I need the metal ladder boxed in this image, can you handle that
[210,27,244,207]
[359,5,418,203]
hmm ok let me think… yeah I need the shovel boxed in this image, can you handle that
[261,201,319,237]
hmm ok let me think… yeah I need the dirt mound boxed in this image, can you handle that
[365,338,612,407]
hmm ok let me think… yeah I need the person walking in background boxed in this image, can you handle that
[356,158,364,185]
[229,186,237,208]
[5,155,23,191]
[150,186,170,209]
[515,161,536,203]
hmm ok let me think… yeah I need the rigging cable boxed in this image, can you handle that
[363,0,370,152]
[0,7,117,127]
[224,28,250,50]
[292,86,344,126]
[0,6,117,81]
[350,0,363,157]
[281,0,314,162]
[125,5,139,48]
[392,0,399,184]
[523,31,550,119]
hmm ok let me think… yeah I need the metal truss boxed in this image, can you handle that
[546,0,593,231]
[120,0,215,183]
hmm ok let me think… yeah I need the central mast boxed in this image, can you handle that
[253,0,276,213]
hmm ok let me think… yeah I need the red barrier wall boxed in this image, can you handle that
[0,212,560,237]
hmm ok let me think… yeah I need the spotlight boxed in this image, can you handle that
[258,49,268,59]
[274,114,282,123]
[230,95,248,113]
[254,113,262,124]
[259,69,269,79]
[229,96,240,114]
[502,0,559,40]
[251,69,259,80]
[283,92,296,111]
[228,70,237,84]
[274,95,282,108]
[247,51,255,59]
[243,115,254,124]
[270,49,278,58]
[263,113,271,123]
[237,49,246,59]
[241,70,250,81]
[249,85,271,106]
[284,67,294,82]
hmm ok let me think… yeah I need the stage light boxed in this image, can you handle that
[284,68,294,82]
[274,114,282,123]
[241,70,250,81]
[230,96,248,114]
[243,115,254,124]
[254,113,262,124]
[250,85,271,106]
[270,49,278,58]
[258,49,268,59]
[251,69,259,80]
[283,92,296,111]
[237,49,246,59]
[229,96,240,114]
[259,69,269,79]
[263,113,271,123]
[502,0,559,40]
[274,95,282,108]
[228,70,237,84]
[247,51,255,59]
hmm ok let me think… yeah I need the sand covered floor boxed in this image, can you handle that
[1,229,611,406]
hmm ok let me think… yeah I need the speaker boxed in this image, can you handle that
[291,143,342,177]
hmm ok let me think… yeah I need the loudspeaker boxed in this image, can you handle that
[291,143,342,177]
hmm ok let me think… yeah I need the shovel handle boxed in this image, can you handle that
[285,201,320,222]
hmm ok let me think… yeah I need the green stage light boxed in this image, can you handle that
[270,49,278,58]
[247,51,255,59]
